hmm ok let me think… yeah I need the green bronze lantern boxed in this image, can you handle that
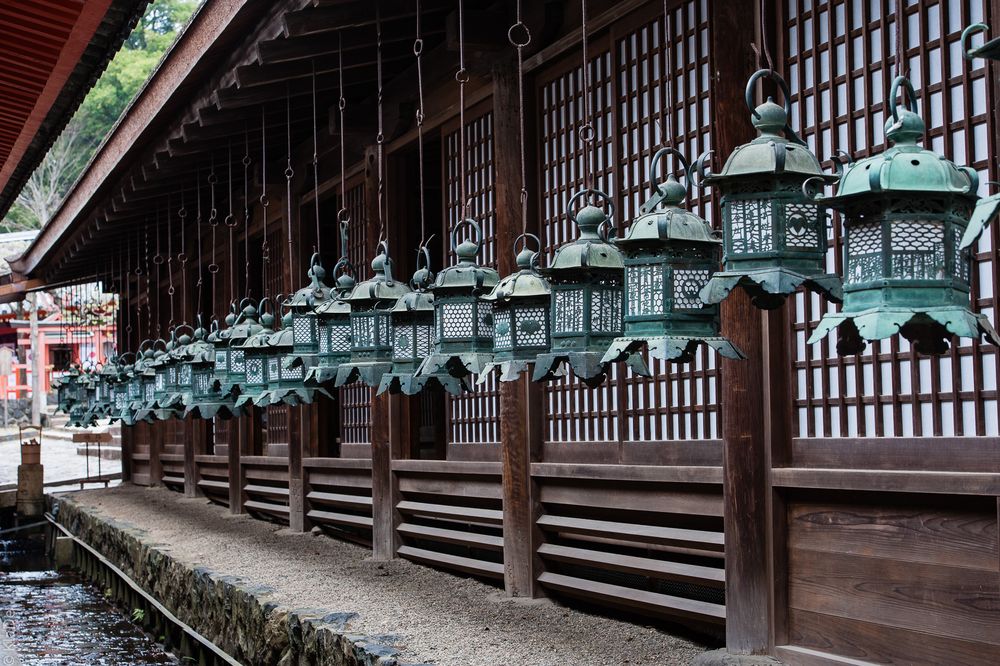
[533,189,625,387]
[962,23,1000,61]
[697,69,842,310]
[54,364,81,415]
[68,370,97,427]
[109,357,131,424]
[285,254,332,373]
[215,300,263,399]
[258,308,329,406]
[807,76,1000,355]
[186,319,242,419]
[480,234,551,382]
[417,219,499,380]
[129,344,158,425]
[234,300,276,409]
[380,244,469,395]
[305,222,356,386]
[335,241,411,387]
[603,148,744,368]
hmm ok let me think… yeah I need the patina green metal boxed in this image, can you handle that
[258,308,330,406]
[285,253,332,373]
[603,148,743,368]
[380,244,469,395]
[480,233,551,382]
[417,219,499,381]
[94,358,123,421]
[533,189,627,387]
[68,369,98,428]
[136,339,182,422]
[305,221,356,387]
[335,241,411,388]
[127,344,158,425]
[186,319,242,420]
[233,300,276,409]
[697,69,842,310]
[54,364,81,415]
[808,76,1000,355]
[962,23,1000,62]
[215,300,263,399]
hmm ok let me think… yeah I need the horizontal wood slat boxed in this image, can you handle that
[773,468,1000,496]
[530,463,723,485]
[306,491,372,510]
[397,546,504,579]
[398,523,503,551]
[244,500,290,518]
[538,484,723,517]
[307,510,374,529]
[396,501,503,525]
[538,543,724,587]
[244,484,290,500]
[536,515,724,552]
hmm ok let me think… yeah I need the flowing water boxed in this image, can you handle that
[0,529,177,665]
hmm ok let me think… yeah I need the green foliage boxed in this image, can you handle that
[1,202,38,232]
[131,607,146,623]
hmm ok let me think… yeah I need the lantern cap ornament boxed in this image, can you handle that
[962,23,1000,62]
[807,75,1000,355]
[603,147,745,367]
[697,68,843,310]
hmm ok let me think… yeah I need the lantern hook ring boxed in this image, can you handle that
[152,253,164,265]
[451,217,483,254]
[961,23,989,61]
[649,146,691,199]
[224,213,238,227]
[455,67,470,84]
[745,69,806,145]
[337,207,351,224]
[801,175,828,202]
[508,22,531,48]
[690,150,714,189]
[888,76,919,123]
[513,232,541,257]
[578,124,595,144]
[208,263,220,274]
[567,187,615,221]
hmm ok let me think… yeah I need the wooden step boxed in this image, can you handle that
[398,523,503,551]
[397,545,504,580]
[537,543,724,587]
[306,509,374,529]
[536,515,723,552]
[306,491,372,511]
[396,500,503,525]
[537,572,725,624]
[244,484,290,499]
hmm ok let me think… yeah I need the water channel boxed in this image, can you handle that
[1,525,177,665]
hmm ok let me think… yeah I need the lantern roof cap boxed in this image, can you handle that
[225,301,264,344]
[547,190,624,272]
[432,219,500,292]
[820,78,978,204]
[484,235,550,301]
[288,255,332,309]
[391,290,435,313]
[314,295,351,315]
[347,241,412,303]
[238,315,275,349]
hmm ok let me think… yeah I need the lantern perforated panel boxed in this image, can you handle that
[786,0,998,437]
[339,183,372,446]
[444,109,500,445]
[539,1,719,443]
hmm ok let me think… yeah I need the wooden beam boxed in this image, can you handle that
[258,18,444,65]
[282,0,451,38]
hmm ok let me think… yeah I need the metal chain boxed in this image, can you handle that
[376,4,386,242]
[508,0,531,234]
[894,0,905,79]
[663,0,673,150]
[757,0,774,70]
[154,211,162,337]
[261,105,270,299]
[208,155,220,280]
[244,122,251,299]
[195,169,204,317]
[226,140,238,303]
[178,186,188,316]
[144,225,151,341]
[456,0,470,222]
[579,0,595,194]
[338,31,353,246]
[166,195,175,327]
[286,86,296,282]
[414,0,426,243]
[311,59,322,254]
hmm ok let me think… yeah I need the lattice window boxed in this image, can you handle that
[787,0,997,437]
[628,266,664,316]
[672,268,711,310]
[541,1,718,443]
[730,199,775,253]
[339,182,372,446]
[230,349,245,372]
[785,202,822,249]
[443,109,500,445]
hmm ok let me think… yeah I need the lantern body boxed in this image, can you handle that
[233,313,275,409]
[533,196,623,387]
[699,70,842,310]
[602,165,744,366]
[286,258,332,371]
[481,243,551,382]
[335,246,411,387]
[259,313,325,406]
[809,78,1000,355]
[215,304,262,398]
[417,219,499,380]
[304,296,353,386]
[185,326,242,420]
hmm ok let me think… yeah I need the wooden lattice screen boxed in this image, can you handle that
[786,0,998,437]
[339,182,373,446]
[537,0,717,444]
[443,109,501,445]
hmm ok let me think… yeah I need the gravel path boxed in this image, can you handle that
[62,485,711,665]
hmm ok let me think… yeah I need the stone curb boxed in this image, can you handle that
[53,496,422,666]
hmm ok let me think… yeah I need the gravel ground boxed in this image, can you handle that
[62,485,712,665]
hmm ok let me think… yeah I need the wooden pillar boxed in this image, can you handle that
[183,419,200,497]
[148,422,163,486]
[710,0,774,657]
[228,415,246,513]
[288,406,306,531]
[120,426,133,484]
[493,57,544,597]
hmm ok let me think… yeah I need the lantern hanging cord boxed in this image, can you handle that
[413,0,426,244]
[261,104,270,299]
[375,6,385,243]
[662,0,674,151]
[756,0,774,71]
[244,122,251,300]
[143,225,150,341]
[166,194,175,328]
[154,211,162,337]
[509,0,530,235]
[125,236,132,338]
[336,31,355,250]
[579,0,595,194]
[178,185,188,315]
[286,85,296,282]
[457,0,470,220]
[311,59,321,254]
[894,0,906,78]
[227,139,238,304]
[208,154,219,283]
[195,168,204,317]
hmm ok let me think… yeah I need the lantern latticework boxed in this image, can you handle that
[603,149,743,367]
[233,304,276,409]
[808,76,1000,355]
[187,320,242,419]
[285,254,332,373]
[533,190,626,387]
[335,242,411,388]
[480,234,551,382]
[698,69,842,310]
[214,301,263,399]
[258,310,329,406]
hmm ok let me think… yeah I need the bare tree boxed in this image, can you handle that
[15,118,93,227]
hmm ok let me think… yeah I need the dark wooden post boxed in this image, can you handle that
[493,57,543,597]
[288,405,306,530]
[228,415,246,513]
[149,422,163,486]
[709,0,778,659]
[183,420,200,497]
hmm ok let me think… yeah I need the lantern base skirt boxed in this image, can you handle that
[700,268,843,309]
[417,353,494,380]
[334,362,394,388]
[808,305,1000,356]
[303,362,346,387]
[283,354,318,371]
[258,386,331,407]
[602,335,746,366]
[478,359,537,383]
[185,401,242,420]
[377,371,469,396]
[234,391,270,409]
[532,351,616,387]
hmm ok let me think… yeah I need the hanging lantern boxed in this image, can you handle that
[285,253,332,372]
[417,219,499,381]
[159,327,190,414]
[304,226,356,387]
[806,76,1000,355]
[696,69,841,310]
[962,23,1000,61]
[379,243,469,395]
[603,148,744,367]
[128,345,158,425]
[183,319,242,419]
[118,352,145,426]
[54,364,81,415]
[214,300,263,399]
[109,358,130,425]
[479,234,551,382]
[94,359,121,421]
[135,340,176,422]
[335,241,411,387]
[259,308,330,406]
[68,370,97,428]
[233,300,276,409]
[533,189,624,387]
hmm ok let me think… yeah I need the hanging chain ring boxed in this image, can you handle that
[178,207,187,220]
[207,172,218,185]
[413,38,424,56]
[578,124,595,144]
[454,67,470,84]
[177,251,188,263]
[260,193,270,207]
[209,263,220,274]
[508,22,531,48]
[242,155,251,167]
[224,212,238,227]
[376,132,385,144]
[152,254,164,265]
[208,209,219,225]
[167,285,176,296]
[285,166,295,180]
[337,207,351,224]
